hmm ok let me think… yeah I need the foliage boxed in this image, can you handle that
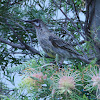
[0,0,100,100]
[1,58,99,99]
[0,0,98,68]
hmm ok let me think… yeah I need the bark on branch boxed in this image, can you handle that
[0,38,25,49]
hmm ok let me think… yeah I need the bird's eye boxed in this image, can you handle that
[33,21,40,26]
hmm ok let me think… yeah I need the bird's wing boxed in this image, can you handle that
[49,35,81,56]
[49,36,70,48]
[39,39,56,58]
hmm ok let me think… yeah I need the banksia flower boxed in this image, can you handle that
[92,74,100,88]
[20,72,47,91]
[32,72,47,81]
[84,66,100,99]
[58,75,75,94]
[52,69,81,95]
[31,72,47,87]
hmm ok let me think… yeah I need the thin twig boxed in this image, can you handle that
[5,51,33,55]
[84,0,93,39]
[0,37,25,49]
[52,0,86,40]
[72,0,84,30]
[0,16,33,46]
[88,0,95,29]
[4,20,41,56]
[63,26,88,59]
[12,20,33,46]
[84,0,90,36]
[10,26,41,56]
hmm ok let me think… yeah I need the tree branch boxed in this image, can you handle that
[5,51,33,55]
[4,20,41,56]
[76,56,90,64]
[84,0,93,40]
[72,0,84,30]
[88,0,96,30]
[52,0,86,40]
[12,20,33,46]
[9,26,41,56]
[63,26,88,59]
[0,37,25,49]
[0,17,50,58]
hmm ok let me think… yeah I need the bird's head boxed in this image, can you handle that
[25,19,49,34]
[25,19,43,27]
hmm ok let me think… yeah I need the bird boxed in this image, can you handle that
[25,19,82,66]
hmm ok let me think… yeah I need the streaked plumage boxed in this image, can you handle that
[26,19,81,65]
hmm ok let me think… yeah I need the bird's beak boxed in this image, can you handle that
[24,20,33,23]
[24,19,40,27]
[24,19,37,23]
